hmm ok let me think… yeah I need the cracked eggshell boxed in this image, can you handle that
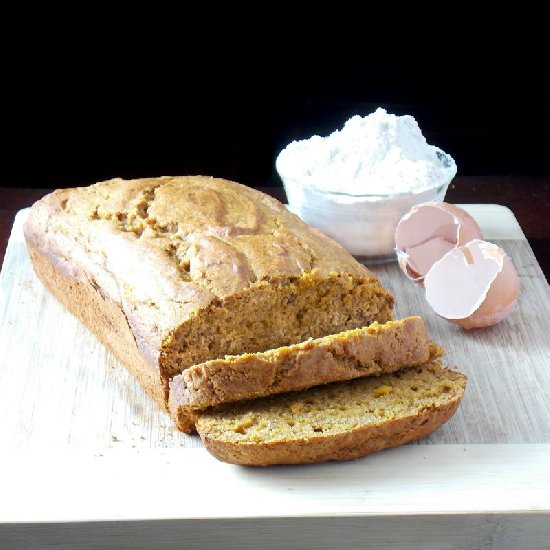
[395,202,482,284]
[424,239,520,330]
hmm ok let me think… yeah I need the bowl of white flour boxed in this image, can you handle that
[276,108,457,262]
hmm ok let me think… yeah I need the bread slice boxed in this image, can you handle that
[169,316,433,432]
[195,360,467,466]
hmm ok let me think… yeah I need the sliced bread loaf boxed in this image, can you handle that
[169,316,433,432]
[24,176,394,417]
[195,359,467,466]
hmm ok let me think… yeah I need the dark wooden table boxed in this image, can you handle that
[1,176,548,281]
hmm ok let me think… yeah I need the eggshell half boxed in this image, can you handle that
[424,239,520,330]
[395,202,482,284]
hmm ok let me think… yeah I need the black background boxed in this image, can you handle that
[2,6,549,191]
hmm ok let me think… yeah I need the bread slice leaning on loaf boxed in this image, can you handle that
[23,176,394,424]
[169,316,433,432]
[195,357,467,466]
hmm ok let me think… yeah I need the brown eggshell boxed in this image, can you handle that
[395,202,483,284]
[424,239,520,330]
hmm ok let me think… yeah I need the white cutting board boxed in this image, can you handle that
[0,205,549,549]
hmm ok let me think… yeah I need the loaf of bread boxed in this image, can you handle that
[195,357,467,466]
[24,176,394,427]
[169,316,433,431]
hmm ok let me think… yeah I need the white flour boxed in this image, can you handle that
[276,108,456,195]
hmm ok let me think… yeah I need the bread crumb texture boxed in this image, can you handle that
[197,363,466,444]
[169,316,433,424]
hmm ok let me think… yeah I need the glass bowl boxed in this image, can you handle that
[277,150,456,264]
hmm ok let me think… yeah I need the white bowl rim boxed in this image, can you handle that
[276,147,457,199]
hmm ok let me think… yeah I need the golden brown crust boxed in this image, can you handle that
[169,316,432,430]
[23,176,394,415]
[25,238,166,408]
